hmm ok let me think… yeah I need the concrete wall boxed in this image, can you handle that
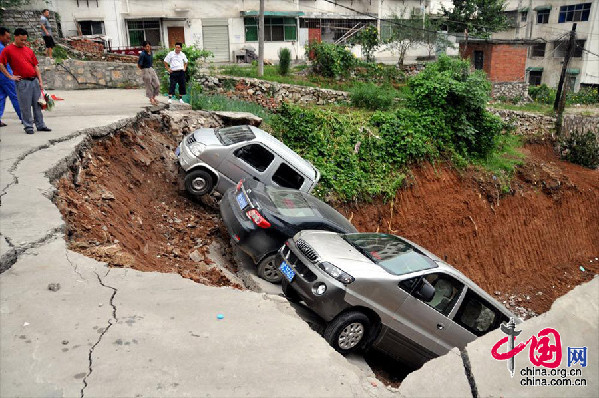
[38,58,142,90]
[493,0,599,89]
[22,0,458,63]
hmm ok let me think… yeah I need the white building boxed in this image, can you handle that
[494,0,599,90]
[29,0,454,63]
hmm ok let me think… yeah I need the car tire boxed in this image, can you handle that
[324,311,371,355]
[282,281,301,303]
[184,170,214,196]
[257,254,282,283]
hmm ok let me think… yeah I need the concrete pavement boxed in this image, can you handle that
[0,89,390,397]
[1,88,597,397]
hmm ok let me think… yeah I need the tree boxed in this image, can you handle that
[442,0,508,38]
[381,10,424,66]
[1,0,33,7]
[349,24,380,63]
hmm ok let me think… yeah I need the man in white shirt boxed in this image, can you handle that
[163,43,188,104]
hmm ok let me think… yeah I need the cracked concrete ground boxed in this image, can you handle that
[2,89,596,398]
[0,90,394,397]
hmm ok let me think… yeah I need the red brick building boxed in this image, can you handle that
[459,39,534,83]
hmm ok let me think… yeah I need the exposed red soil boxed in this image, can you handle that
[55,117,241,289]
[338,142,599,315]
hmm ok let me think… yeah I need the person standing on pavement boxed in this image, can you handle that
[0,27,22,127]
[0,28,51,135]
[138,40,160,106]
[163,43,188,104]
[40,9,55,58]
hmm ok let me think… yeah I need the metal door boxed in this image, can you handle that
[202,19,229,62]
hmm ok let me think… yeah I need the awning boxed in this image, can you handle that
[567,68,580,75]
[526,67,544,71]
[241,11,304,17]
[534,5,552,11]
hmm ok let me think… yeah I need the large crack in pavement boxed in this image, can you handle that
[80,270,118,398]
[0,227,65,273]
[460,348,478,398]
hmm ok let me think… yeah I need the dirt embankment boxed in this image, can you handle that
[339,143,599,315]
[55,117,240,289]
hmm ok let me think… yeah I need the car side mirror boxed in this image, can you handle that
[416,278,435,302]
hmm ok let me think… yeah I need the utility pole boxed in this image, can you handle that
[554,23,577,136]
[258,0,265,77]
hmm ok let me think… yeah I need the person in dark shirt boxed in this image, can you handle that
[138,41,160,106]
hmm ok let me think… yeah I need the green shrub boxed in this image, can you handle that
[528,84,556,104]
[154,45,213,94]
[190,93,272,124]
[559,129,599,169]
[271,103,405,201]
[407,55,503,157]
[568,86,599,105]
[278,48,291,76]
[305,41,356,78]
[350,83,396,110]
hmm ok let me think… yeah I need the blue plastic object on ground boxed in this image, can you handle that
[217,314,224,320]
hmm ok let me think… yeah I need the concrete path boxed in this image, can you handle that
[0,89,388,397]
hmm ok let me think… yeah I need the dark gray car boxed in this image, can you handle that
[276,231,517,367]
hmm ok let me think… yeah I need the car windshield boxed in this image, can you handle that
[215,126,256,146]
[265,187,316,218]
[342,233,437,275]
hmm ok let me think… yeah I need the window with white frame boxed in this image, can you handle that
[558,3,591,23]
[127,20,161,47]
[244,17,297,42]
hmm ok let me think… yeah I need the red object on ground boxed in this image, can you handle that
[51,95,64,101]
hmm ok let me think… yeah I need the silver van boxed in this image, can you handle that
[277,231,518,367]
[176,125,320,197]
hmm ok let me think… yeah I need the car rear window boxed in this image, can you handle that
[342,233,437,275]
[265,188,316,218]
[307,197,357,233]
[216,126,256,146]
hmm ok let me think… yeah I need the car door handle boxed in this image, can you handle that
[437,323,445,330]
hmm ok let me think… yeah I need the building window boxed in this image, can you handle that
[76,0,99,7]
[78,21,104,35]
[244,17,297,42]
[528,71,543,85]
[521,11,528,21]
[127,20,161,47]
[567,74,577,91]
[558,3,591,23]
[553,40,585,58]
[474,50,484,70]
[537,9,550,23]
[530,43,546,57]
[505,11,519,28]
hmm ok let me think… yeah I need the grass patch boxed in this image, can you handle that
[190,92,273,124]
[473,134,525,192]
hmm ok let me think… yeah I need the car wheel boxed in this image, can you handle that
[324,311,370,355]
[282,281,301,303]
[184,170,214,196]
[257,254,282,283]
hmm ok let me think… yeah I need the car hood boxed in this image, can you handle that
[295,230,394,280]
[192,128,221,146]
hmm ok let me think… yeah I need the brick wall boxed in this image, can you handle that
[0,9,59,40]
[68,39,104,56]
[460,43,527,83]
[489,44,527,82]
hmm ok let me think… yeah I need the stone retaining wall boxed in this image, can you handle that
[39,58,142,90]
[491,82,530,101]
[0,9,59,40]
[198,75,349,107]
[490,108,599,142]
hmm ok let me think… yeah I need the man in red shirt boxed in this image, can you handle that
[0,28,51,134]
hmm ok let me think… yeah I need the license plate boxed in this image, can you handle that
[175,146,181,157]
[236,192,248,209]
[279,261,295,282]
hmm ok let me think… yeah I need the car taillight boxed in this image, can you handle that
[246,209,271,228]
[236,180,243,192]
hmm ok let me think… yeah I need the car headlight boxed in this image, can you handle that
[189,142,206,157]
[318,261,354,284]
